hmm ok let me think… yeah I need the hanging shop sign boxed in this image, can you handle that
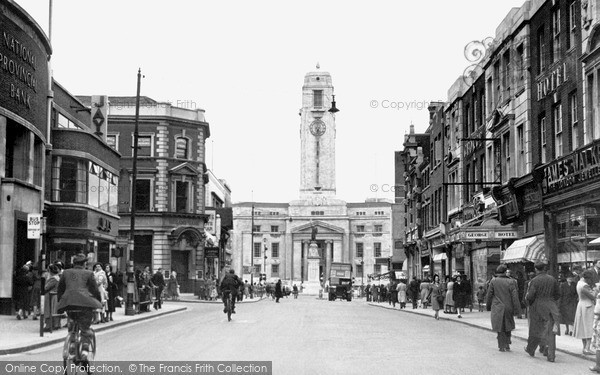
[541,140,600,195]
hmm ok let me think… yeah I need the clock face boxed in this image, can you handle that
[310,120,326,136]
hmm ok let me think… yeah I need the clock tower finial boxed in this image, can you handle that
[316,62,320,70]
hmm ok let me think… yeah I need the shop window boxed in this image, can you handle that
[135,179,152,211]
[271,243,279,258]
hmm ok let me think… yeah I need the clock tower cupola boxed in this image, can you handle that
[299,66,337,200]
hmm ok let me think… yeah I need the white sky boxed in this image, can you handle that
[16,0,526,204]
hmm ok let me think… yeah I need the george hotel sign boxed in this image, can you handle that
[537,63,567,101]
[541,140,600,195]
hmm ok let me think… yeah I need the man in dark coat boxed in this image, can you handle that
[220,269,242,313]
[408,277,419,309]
[486,265,521,351]
[151,268,166,310]
[591,259,600,286]
[524,261,560,362]
[274,279,283,303]
[56,253,102,362]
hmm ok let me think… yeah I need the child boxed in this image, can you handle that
[476,286,486,312]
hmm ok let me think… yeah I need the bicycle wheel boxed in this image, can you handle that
[226,295,232,322]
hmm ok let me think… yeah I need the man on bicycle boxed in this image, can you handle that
[56,253,102,362]
[220,269,242,314]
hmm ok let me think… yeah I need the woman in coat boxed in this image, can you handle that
[573,270,596,355]
[93,263,108,323]
[389,282,399,308]
[43,264,61,331]
[486,265,522,351]
[430,274,444,320]
[420,278,431,308]
[397,281,407,309]
[275,279,283,303]
[559,275,578,335]
[167,271,179,300]
[104,264,118,321]
[445,276,455,314]
[454,274,469,318]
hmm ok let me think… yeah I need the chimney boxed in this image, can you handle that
[410,124,415,134]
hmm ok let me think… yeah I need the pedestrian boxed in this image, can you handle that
[390,282,399,308]
[476,286,486,312]
[591,259,600,285]
[14,261,34,320]
[151,267,166,310]
[167,270,180,301]
[372,283,379,303]
[30,264,41,320]
[558,274,577,336]
[589,285,600,373]
[444,276,455,314]
[430,274,444,320]
[365,283,371,302]
[244,280,249,299]
[524,261,560,363]
[104,264,118,321]
[293,284,298,299]
[92,263,108,323]
[573,270,596,355]
[522,271,536,318]
[486,265,521,352]
[397,280,407,309]
[420,277,431,309]
[275,279,283,303]
[43,264,62,331]
[454,274,469,318]
[408,277,419,309]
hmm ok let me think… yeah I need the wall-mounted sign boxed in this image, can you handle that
[541,140,600,195]
[204,210,216,234]
[27,213,41,239]
[493,231,518,239]
[205,247,219,258]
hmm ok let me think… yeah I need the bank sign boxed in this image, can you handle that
[0,8,50,134]
[541,141,600,195]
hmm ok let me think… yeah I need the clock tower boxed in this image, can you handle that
[299,68,337,200]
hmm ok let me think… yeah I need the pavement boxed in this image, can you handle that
[366,299,595,362]
[0,293,264,356]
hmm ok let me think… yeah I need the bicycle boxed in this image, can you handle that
[62,311,96,375]
[223,291,233,322]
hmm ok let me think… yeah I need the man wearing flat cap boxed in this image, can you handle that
[524,261,560,362]
[56,253,102,362]
[486,264,522,352]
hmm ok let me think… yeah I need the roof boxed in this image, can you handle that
[77,96,160,107]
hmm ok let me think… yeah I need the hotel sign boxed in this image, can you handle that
[537,63,567,101]
[459,229,518,242]
[541,140,600,195]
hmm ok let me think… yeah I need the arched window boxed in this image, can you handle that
[175,137,189,159]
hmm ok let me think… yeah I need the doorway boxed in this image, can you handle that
[15,219,35,270]
[171,250,190,292]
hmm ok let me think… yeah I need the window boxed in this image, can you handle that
[271,225,279,233]
[136,135,153,157]
[253,265,261,275]
[175,137,189,159]
[374,225,383,233]
[374,264,381,274]
[494,61,501,104]
[271,243,279,258]
[57,113,81,129]
[356,211,366,216]
[51,157,86,203]
[540,115,547,163]
[271,264,279,276]
[135,179,151,211]
[502,132,510,181]
[374,242,381,257]
[310,211,324,216]
[175,180,189,212]
[553,9,561,62]
[516,44,525,91]
[538,26,546,73]
[374,211,385,216]
[356,243,364,258]
[568,1,577,49]
[252,225,261,232]
[313,90,323,108]
[356,225,365,232]
[554,104,563,158]
[357,264,363,277]
[502,50,511,96]
[570,92,579,150]
[211,193,224,208]
[517,125,525,175]
[253,243,261,258]
[106,134,118,151]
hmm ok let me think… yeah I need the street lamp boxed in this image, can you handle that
[360,257,364,298]
[263,238,268,279]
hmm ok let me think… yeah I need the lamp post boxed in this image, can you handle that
[125,68,142,316]
[250,204,254,286]
[360,257,364,298]
[263,238,268,280]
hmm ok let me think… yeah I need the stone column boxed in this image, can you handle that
[325,241,332,280]
[303,241,308,281]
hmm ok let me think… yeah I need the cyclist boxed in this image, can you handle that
[220,269,242,314]
[56,253,102,362]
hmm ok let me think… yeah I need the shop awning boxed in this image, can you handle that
[501,235,547,264]
[558,250,600,264]
[433,253,448,262]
